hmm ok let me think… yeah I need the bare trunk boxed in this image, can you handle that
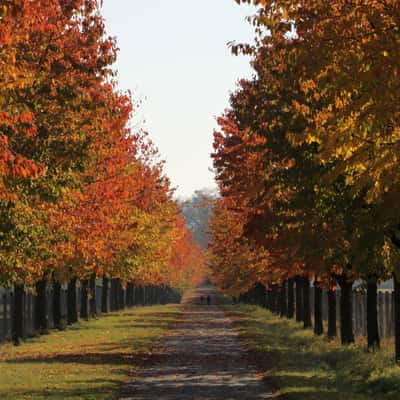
[302,276,312,329]
[280,281,287,318]
[12,284,24,345]
[295,276,303,322]
[327,288,337,339]
[52,281,62,329]
[314,280,323,335]
[89,274,97,317]
[101,276,109,313]
[67,277,78,324]
[34,279,48,333]
[80,279,89,320]
[287,278,295,319]
[337,274,355,344]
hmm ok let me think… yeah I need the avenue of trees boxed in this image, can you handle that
[209,0,400,362]
[0,0,205,343]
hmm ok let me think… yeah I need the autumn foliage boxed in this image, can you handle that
[0,0,205,336]
[209,0,400,359]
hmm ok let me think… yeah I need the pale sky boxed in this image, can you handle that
[102,1,256,197]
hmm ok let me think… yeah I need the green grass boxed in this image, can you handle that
[223,302,400,400]
[0,305,181,400]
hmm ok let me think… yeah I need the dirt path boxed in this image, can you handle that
[119,288,273,400]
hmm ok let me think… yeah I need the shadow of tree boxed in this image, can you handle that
[0,306,183,399]
[3,385,117,399]
[227,307,400,400]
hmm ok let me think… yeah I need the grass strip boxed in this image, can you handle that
[0,304,181,400]
[223,302,400,400]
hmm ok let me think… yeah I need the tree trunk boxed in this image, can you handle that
[148,285,153,305]
[126,282,134,307]
[119,281,125,309]
[133,284,138,305]
[295,276,303,322]
[110,278,118,311]
[136,285,141,306]
[337,274,355,344]
[287,278,295,319]
[280,281,288,318]
[126,283,131,307]
[101,276,109,313]
[115,279,120,309]
[109,278,114,311]
[269,286,274,313]
[89,274,97,318]
[155,286,160,304]
[244,290,250,304]
[314,281,323,335]
[116,279,122,310]
[367,278,380,349]
[52,281,62,329]
[265,288,271,311]
[256,283,266,307]
[80,279,89,320]
[274,285,281,314]
[302,276,312,329]
[34,279,48,333]
[394,273,400,363]
[132,284,137,305]
[327,288,337,339]
[12,284,24,345]
[67,277,78,324]
[276,285,282,313]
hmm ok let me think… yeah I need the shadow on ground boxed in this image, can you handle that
[0,307,181,400]
[227,305,400,400]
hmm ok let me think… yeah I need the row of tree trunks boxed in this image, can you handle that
[239,271,398,354]
[247,277,336,339]
[11,278,180,344]
[241,277,332,340]
[336,272,382,350]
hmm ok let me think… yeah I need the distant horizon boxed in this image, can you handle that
[174,186,218,201]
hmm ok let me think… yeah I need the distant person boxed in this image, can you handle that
[200,296,204,304]
[207,295,211,305]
